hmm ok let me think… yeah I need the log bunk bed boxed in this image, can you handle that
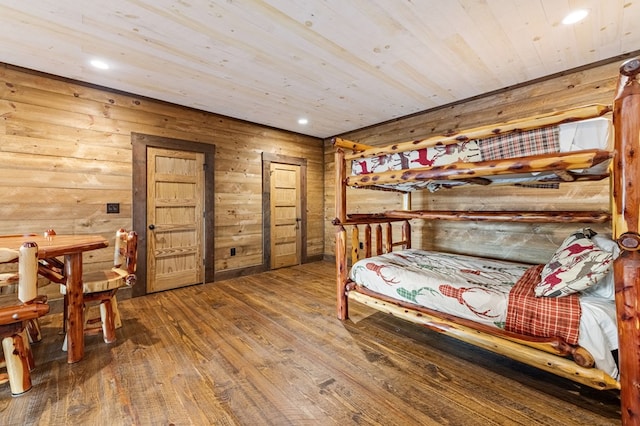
[333,58,640,424]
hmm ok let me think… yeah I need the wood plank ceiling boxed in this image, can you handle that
[1,0,639,138]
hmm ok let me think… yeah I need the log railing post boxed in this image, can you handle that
[364,224,372,258]
[612,57,640,425]
[402,220,411,249]
[375,224,383,255]
[351,226,360,265]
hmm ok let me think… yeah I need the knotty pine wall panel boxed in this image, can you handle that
[0,63,324,300]
[325,59,621,265]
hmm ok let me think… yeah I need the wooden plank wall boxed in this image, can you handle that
[0,63,324,301]
[324,58,623,265]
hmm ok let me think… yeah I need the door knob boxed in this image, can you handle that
[148,224,155,230]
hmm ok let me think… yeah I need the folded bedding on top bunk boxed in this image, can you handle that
[350,117,611,192]
[349,248,619,379]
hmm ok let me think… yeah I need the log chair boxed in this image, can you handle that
[61,229,137,348]
[0,242,49,396]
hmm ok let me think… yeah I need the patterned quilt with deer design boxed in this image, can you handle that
[349,249,531,329]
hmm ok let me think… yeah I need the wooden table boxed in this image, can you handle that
[0,233,109,363]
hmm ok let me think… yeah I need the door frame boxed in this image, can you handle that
[262,153,307,269]
[132,133,215,297]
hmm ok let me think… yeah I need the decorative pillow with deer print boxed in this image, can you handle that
[535,229,613,297]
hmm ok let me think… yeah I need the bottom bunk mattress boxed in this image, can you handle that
[349,249,619,379]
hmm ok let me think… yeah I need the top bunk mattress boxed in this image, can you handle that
[349,117,612,192]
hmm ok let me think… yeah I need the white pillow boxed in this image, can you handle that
[580,233,619,300]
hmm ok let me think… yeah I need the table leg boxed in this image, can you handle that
[64,252,84,363]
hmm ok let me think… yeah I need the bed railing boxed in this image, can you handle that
[334,217,410,319]
[343,217,410,264]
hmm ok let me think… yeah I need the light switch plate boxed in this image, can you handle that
[106,203,120,214]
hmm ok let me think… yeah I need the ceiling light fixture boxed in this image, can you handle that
[562,9,589,25]
[298,118,309,125]
[90,59,110,70]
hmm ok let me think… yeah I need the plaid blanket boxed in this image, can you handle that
[505,264,581,345]
[477,126,560,160]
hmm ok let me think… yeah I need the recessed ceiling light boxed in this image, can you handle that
[562,9,588,25]
[298,118,309,125]
[90,59,110,70]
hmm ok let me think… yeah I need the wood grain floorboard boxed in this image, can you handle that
[0,261,620,425]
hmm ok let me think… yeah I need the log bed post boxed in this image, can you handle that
[335,148,347,225]
[335,146,349,320]
[613,57,640,425]
[336,225,348,320]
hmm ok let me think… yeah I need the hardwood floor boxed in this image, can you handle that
[1,261,620,425]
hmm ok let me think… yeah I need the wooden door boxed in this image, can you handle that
[270,163,301,269]
[147,147,205,293]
